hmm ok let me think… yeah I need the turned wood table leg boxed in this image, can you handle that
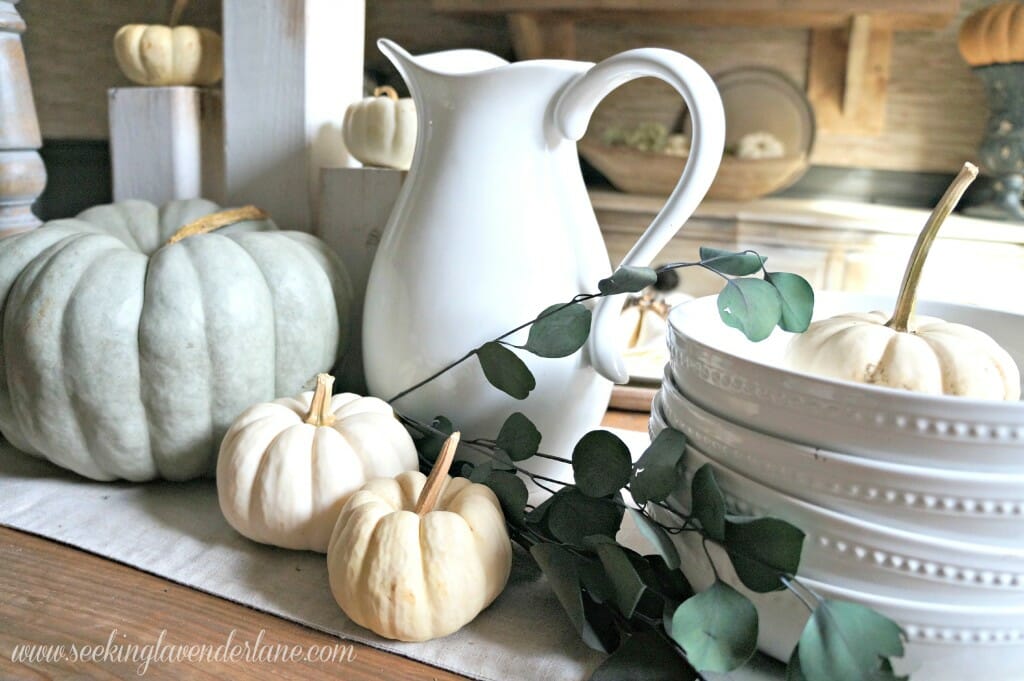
[0,0,45,234]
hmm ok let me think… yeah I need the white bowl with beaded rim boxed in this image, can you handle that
[666,291,1024,470]
[651,368,1024,547]
[647,413,1024,607]
[657,524,1024,681]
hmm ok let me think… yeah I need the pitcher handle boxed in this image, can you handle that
[553,48,725,384]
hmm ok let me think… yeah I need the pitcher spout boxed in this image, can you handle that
[377,38,510,84]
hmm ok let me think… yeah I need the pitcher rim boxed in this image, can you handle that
[377,38,592,79]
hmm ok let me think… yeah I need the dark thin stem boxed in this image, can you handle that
[701,538,721,581]
[782,576,816,614]
[656,250,763,272]
[524,472,573,487]
[530,451,573,464]
[387,293,601,403]
[388,349,478,404]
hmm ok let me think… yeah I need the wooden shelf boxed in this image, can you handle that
[433,0,961,135]
[434,1,959,30]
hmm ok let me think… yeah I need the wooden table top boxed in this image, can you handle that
[0,409,650,680]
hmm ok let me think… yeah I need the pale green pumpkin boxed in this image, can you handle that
[0,199,352,482]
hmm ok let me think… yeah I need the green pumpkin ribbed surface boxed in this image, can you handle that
[0,199,352,482]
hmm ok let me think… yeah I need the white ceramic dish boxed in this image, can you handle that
[666,291,1024,469]
[648,414,1024,606]
[655,523,1024,681]
[652,369,1024,546]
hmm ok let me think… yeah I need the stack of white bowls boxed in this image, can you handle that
[650,291,1024,680]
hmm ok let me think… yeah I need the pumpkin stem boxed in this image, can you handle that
[886,162,978,333]
[169,0,190,27]
[415,432,461,516]
[304,373,337,427]
[372,85,400,101]
[165,205,268,246]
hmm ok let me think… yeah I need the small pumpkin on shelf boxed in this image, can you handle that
[327,432,513,642]
[114,0,223,86]
[786,163,1021,400]
[958,1,1024,67]
[217,374,418,552]
[342,85,417,170]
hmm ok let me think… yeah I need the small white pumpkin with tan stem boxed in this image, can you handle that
[217,374,418,553]
[327,432,513,641]
[787,162,1021,400]
[114,0,223,87]
[342,86,417,170]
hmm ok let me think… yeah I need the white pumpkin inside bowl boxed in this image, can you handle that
[786,163,1020,401]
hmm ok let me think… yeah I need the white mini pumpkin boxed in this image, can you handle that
[786,311,1020,399]
[342,86,417,170]
[114,24,223,86]
[327,432,512,641]
[787,162,1021,401]
[217,374,418,552]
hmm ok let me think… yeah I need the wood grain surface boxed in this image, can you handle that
[0,409,649,680]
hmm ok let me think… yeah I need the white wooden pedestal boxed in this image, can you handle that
[108,86,224,204]
[223,0,364,233]
[318,167,405,392]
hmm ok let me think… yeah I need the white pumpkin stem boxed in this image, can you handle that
[373,85,400,100]
[165,205,268,246]
[169,0,190,27]
[415,432,461,516]
[304,373,337,427]
[886,162,978,333]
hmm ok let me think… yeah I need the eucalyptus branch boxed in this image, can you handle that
[388,294,601,403]
[381,250,898,680]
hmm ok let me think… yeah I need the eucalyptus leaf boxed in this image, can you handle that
[489,448,517,471]
[717,278,782,342]
[482,470,528,526]
[469,461,493,483]
[582,590,622,653]
[590,630,698,681]
[670,581,759,673]
[631,428,686,505]
[646,554,694,603]
[619,551,677,620]
[767,272,815,333]
[579,557,616,605]
[691,464,726,542]
[495,412,542,461]
[582,534,618,550]
[476,341,536,399]
[573,430,632,498]
[598,266,659,295]
[628,508,680,570]
[524,303,592,358]
[700,246,767,276]
[417,415,454,463]
[530,544,617,653]
[797,599,905,681]
[595,542,647,618]
[547,489,625,548]
[526,491,557,528]
[724,516,805,593]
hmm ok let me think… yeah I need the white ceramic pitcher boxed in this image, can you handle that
[363,39,724,469]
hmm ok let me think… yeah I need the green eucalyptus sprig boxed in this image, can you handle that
[389,248,905,681]
[392,249,812,404]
